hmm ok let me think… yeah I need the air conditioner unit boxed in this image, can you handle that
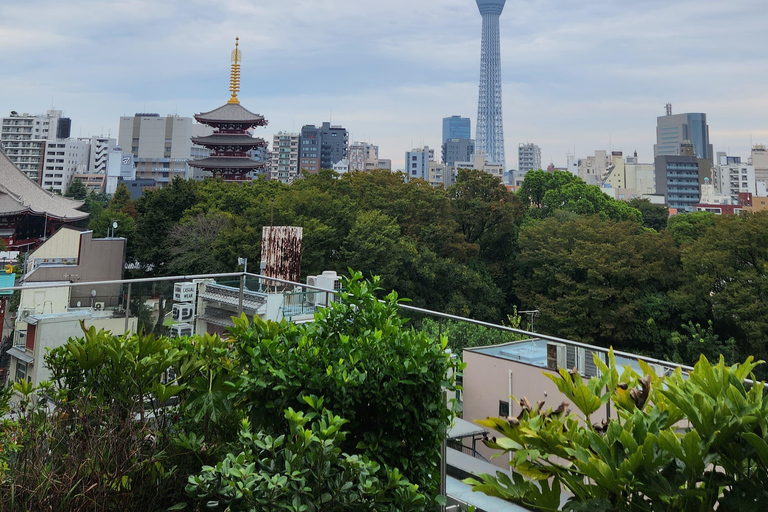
[173,282,196,303]
[20,309,32,320]
[94,302,105,311]
[170,323,193,338]
[306,276,318,304]
[172,303,195,323]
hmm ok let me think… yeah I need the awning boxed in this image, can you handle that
[7,347,34,364]
[448,417,488,440]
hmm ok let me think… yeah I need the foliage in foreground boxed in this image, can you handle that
[466,352,768,511]
[0,273,458,511]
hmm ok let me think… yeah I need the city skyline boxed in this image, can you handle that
[1,0,767,169]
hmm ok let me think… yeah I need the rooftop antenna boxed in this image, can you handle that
[228,37,241,104]
[665,103,672,116]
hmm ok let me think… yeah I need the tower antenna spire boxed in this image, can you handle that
[228,37,241,104]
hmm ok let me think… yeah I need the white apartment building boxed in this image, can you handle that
[577,150,611,186]
[270,132,300,183]
[118,114,212,185]
[751,145,768,185]
[428,161,454,188]
[40,139,90,194]
[714,161,756,203]
[405,146,435,182]
[518,143,541,173]
[1,110,70,183]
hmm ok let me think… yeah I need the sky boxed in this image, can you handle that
[1,0,767,170]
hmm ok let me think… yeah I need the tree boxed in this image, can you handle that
[515,216,681,352]
[63,177,87,200]
[167,211,231,275]
[517,170,582,209]
[467,352,768,511]
[110,181,137,219]
[626,198,669,231]
[676,211,768,369]
[667,211,716,246]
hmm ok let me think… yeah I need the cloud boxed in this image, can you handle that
[0,0,766,169]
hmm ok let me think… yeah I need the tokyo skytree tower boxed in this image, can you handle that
[475,0,506,167]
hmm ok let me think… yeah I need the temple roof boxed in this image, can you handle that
[188,157,265,170]
[194,103,266,125]
[191,134,267,147]
[0,149,88,221]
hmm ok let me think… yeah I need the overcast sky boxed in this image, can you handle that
[1,0,766,169]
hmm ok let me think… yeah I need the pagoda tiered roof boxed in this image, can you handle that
[188,157,264,170]
[0,149,87,221]
[194,103,266,126]
[190,134,267,147]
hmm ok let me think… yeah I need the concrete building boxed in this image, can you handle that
[428,161,454,188]
[442,116,471,143]
[462,338,679,470]
[86,136,117,174]
[320,122,349,169]
[600,151,656,198]
[454,152,504,182]
[577,150,611,186]
[751,145,768,185]
[270,132,300,183]
[654,106,713,163]
[332,159,349,174]
[1,110,72,184]
[442,138,475,168]
[517,143,541,174]
[405,146,435,182]
[348,142,379,172]
[7,226,127,386]
[655,145,700,213]
[117,113,213,185]
[376,159,392,171]
[105,148,136,195]
[299,125,321,174]
[713,159,756,204]
[40,138,90,194]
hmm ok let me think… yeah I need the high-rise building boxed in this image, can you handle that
[654,105,713,162]
[751,144,768,184]
[517,143,541,173]
[320,122,349,169]
[475,0,506,167]
[442,138,475,168]
[1,110,71,183]
[41,139,90,194]
[442,116,471,143]
[86,136,117,174]
[405,147,435,182]
[118,113,213,185]
[299,125,321,174]
[655,142,701,213]
[270,132,300,183]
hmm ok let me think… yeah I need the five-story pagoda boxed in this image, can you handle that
[189,38,268,181]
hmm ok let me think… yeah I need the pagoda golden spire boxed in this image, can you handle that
[228,37,242,104]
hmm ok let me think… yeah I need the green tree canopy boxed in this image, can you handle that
[626,197,669,231]
[64,177,87,200]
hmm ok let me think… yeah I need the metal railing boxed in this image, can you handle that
[0,270,696,375]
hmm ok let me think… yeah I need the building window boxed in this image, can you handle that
[15,360,27,382]
[498,400,510,417]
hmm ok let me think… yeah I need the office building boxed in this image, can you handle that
[118,113,214,185]
[714,160,756,204]
[442,138,475,168]
[517,143,541,173]
[442,116,471,143]
[654,105,713,162]
[475,0,507,166]
[453,152,504,182]
[1,110,72,183]
[655,142,700,213]
[270,132,300,183]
